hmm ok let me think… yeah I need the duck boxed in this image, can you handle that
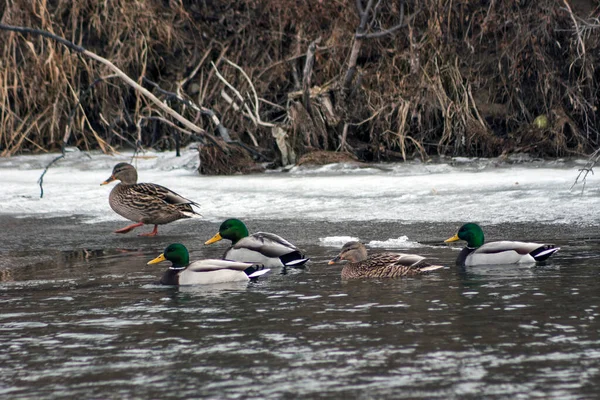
[204,218,309,268]
[328,241,444,279]
[444,223,560,266]
[101,162,201,236]
[147,243,270,285]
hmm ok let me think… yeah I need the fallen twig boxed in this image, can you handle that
[37,154,65,198]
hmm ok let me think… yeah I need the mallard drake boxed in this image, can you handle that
[204,218,309,268]
[329,241,444,279]
[147,243,270,285]
[444,223,560,266]
[101,163,200,236]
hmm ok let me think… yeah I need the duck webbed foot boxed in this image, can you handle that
[138,225,159,237]
[114,222,144,234]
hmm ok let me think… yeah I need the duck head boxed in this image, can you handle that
[148,243,190,270]
[445,223,485,248]
[205,219,249,245]
[329,241,368,264]
[101,163,138,185]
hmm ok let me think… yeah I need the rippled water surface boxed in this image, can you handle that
[1,152,600,399]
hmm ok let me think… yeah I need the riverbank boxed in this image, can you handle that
[1,1,598,171]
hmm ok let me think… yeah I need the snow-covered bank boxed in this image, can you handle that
[0,149,597,226]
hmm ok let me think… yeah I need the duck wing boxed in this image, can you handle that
[132,183,200,208]
[348,252,443,278]
[119,183,200,218]
[234,232,301,257]
[376,252,444,271]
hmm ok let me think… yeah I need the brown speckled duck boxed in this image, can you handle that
[101,163,200,236]
[329,241,444,279]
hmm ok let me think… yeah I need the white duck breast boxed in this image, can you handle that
[187,259,257,272]
[178,268,249,285]
[466,241,554,266]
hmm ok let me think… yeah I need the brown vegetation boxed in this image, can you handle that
[1,1,599,173]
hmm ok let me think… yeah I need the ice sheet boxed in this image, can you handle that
[0,149,597,226]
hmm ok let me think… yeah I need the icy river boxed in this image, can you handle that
[1,149,600,399]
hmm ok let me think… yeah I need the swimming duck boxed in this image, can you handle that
[444,223,560,266]
[147,243,270,285]
[204,218,309,268]
[101,163,200,236]
[329,241,444,279]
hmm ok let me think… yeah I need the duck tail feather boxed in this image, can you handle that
[531,245,560,261]
[284,258,310,267]
[280,251,309,267]
[248,269,271,279]
[182,210,203,218]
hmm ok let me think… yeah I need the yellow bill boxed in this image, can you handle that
[147,253,167,265]
[205,232,223,245]
[444,234,460,243]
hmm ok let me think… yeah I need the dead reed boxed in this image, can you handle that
[0,0,598,172]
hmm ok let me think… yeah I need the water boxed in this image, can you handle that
[1,150,600,399]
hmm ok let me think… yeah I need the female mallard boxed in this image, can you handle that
[444,223,560,266]
[147,243,270,285]
[204,218,309,268]
[101,163,200,236]
[329,241,444,279]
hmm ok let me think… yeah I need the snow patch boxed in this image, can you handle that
[319,236,361,247]
[367,236,423,249]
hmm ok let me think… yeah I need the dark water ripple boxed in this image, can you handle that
[1,219,600,399]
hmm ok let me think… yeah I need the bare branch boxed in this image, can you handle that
[143,77,232,142]
[302,37,322,116]
[177,42,214,96]
[37,154,65,198]
[358,0,406,39]
[212,61,275,128]
[355,0,365,15]
[0,24,84,52]
[562,0,586,57]
[223,58,275,128]
[0,23,227,152]
[571,148,600,193]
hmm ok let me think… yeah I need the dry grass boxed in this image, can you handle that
[0,0,599,168]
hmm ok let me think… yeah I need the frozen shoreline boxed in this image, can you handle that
[0,149,597,226]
